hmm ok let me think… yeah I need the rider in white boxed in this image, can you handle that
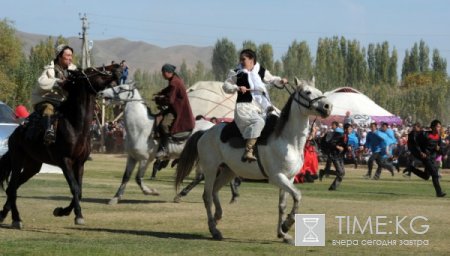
[223,49,287,162]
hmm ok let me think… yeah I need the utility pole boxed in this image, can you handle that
[79,13,104,151]
[79,13,91,69]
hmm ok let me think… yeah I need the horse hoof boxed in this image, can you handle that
[75,217,85,225]
[229,198,237,204]
[173,195,182,203]
[212,232,223,241]
[143,189,159,196]
[53,207,64,217]
[11,221,23,229]
[108,197,119,205]
[283,237,294,245]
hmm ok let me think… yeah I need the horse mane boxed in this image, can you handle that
[274,92,295,137]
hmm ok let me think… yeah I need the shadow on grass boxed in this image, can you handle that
[68,227,280,245]
[68,226,210,241]
[17,195,167,205]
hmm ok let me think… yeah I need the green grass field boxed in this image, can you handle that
[0,154,449,256]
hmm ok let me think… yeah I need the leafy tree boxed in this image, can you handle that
[0,19,24,105]
[367,44,376,84]
[432,49,447,76]
[282,40,313,80]
[408,42,420,74]
[418,40,430,72]
[401,50,410,80]
[241,40,257,52]
[314,37,345,91]
[179,60,191,85]
[212,38,237,80]
[257,43,274,71]
[388,48,398,86]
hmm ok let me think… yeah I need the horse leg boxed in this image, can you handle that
[53,161,85,219]
[108,157,137,205]
[202,167,223,240]
[277,189,288,238]
[6,158,41,229]
[136,159,159,196]
[150,159,160,179]
[211,166,235,223]
[271,174,301,244]
[173,172,204,203]
[229,177,241,204]
[57,160,84,225]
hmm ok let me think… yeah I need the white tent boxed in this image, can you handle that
[187,81,236,121]
[321,87,402,125]
[39,163,62,174]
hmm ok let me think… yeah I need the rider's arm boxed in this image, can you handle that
[37,64,60,90]
[222,70,239,93]
[262,70,286,88]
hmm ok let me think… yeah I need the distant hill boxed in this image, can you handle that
[15,31,213,75]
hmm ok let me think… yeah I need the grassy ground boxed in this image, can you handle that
[0,153,449,256]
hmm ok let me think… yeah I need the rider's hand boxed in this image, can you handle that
[281,78,288,84]
[238,86,248,93]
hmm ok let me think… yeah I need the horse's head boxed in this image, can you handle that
[98,82,141,102]
[292,77,332,118]
[67,64,123,94]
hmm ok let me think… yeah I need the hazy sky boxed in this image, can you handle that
[2,0,450,72]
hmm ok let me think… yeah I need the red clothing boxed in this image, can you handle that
[158,75,195,134]
[294,141,319,183]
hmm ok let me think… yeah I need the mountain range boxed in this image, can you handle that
[16,31,213,75]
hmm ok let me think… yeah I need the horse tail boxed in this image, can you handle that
[175,130,205,191]
[0,151,12,191]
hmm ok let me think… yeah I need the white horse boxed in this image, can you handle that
[98,83,215,204]
[175,78,332,244]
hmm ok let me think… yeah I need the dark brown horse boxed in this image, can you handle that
[0,64,122,229]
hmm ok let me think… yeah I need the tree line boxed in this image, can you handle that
[1,19,448,124]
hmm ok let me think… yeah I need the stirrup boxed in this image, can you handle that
[44,129,56,145]
[241,151,257,162]
[155,148,168,159]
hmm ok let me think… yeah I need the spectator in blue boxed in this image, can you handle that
[379,122,399,171]
[372,129,395,179]
[119,60,129,84]
[347,128,360,168]
[363,122,394,179]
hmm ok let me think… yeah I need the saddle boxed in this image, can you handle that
[23,112,60,143]
[220,114,279,148]
[151,113,193,145]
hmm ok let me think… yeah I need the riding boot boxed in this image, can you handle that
[156,132,169,159]
[242,138,257,162]
[43,115,56,145]
[432,176,446,197]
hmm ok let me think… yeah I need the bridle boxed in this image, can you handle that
[112,83,134,98]
[278,82,327,138]
[280,83,325,111]
[75,67,115,94]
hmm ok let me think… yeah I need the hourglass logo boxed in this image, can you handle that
[295,214,325,246]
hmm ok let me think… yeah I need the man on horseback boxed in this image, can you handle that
[31,44,77,145]
[154,64,195,158]
[223,49,287,162]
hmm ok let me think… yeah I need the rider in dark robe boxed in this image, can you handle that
[154,64,195,158]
